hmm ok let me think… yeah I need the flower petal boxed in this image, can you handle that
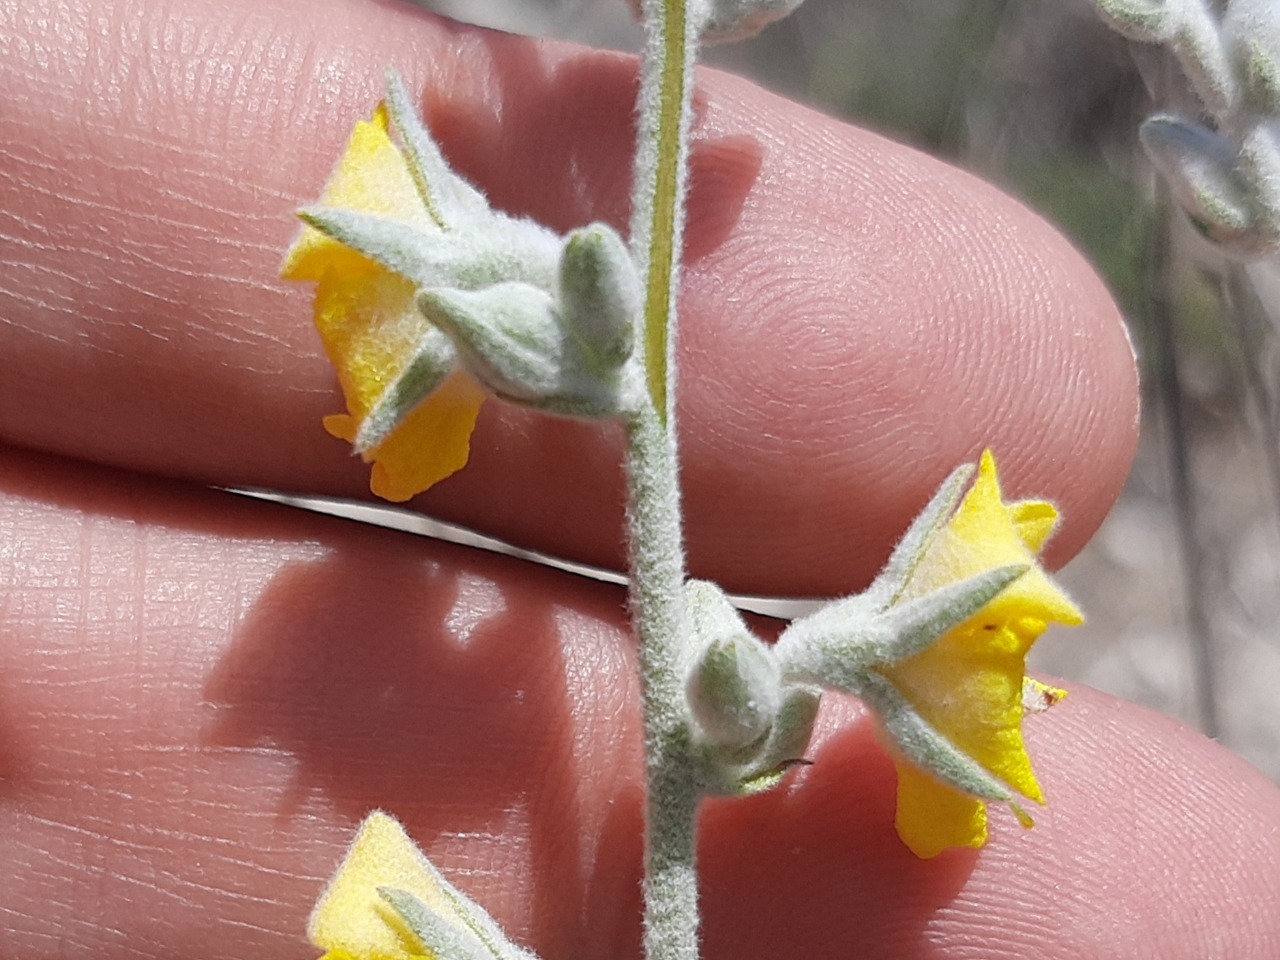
[313,263,425,419]
[882,621,1044,802]
[902,451,1083,628]
[308,812,456,960]
[881,450,1083,856]
[283,104,436,282]
[893,759,988,858]
[283,105,485,502]
[307,260,484,500]
[327,369,485,502]
[1010,499,1059,553]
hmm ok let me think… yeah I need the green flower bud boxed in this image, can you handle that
[417,283,639,418]
[559,224,639,370]
[684,581,782,749]
[688,635,782,748]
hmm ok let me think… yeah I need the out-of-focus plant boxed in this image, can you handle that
[1085,0,1280,742]
[1094,0,1280,258]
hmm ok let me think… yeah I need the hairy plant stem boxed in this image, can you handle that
[627,401,699,960]
[626,3,701,960]
[632,0,697,425]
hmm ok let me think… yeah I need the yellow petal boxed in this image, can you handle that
[883,620,1044,802]
[904,452,1082,628]
[283,104,483,502]
[282,104,436,282]
[360,371,486,502]
[308,812,460,960]
[309,262,484,501]
[314,264,425,420]
[1010,499,1059,553]
[893,760,987,858]
[883,450,1083,856]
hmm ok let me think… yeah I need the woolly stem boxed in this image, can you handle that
[631,0,698,424]
[626,3,702,960]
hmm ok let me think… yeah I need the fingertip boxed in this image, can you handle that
[673,74,1139,592]
[697,686,1280,960]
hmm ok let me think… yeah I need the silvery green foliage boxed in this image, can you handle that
[1092,0,1280,258]
[777,565,1027,692]
[414,224,642,416]
[855,671,1019,805]
[300,70,644,433]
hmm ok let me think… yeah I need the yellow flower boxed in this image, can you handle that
[282,106,484,502]
[880,450,1083,858]
[310,812,471,960]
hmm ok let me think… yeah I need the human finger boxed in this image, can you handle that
[1,446,1274,960]
[0,0,1137,596]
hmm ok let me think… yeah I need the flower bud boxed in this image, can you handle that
[417,283,636,417]
[688,635,782,748]
[684,581,782,749]
[559,224,639,370]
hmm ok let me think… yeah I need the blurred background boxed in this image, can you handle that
[376,0,1280,778]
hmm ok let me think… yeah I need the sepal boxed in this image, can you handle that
[777,555,1025,690]
[858,671,1016,805]
[384,69,490,227]
[351,326,458,454]
[771,463,976,674]
[859,462,974,611]
[733,684,821,794]
[692,684,821,797]
[297,207,559,293]
[376,888,498,960]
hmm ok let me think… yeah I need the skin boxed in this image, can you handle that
[0,1,1276,958]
